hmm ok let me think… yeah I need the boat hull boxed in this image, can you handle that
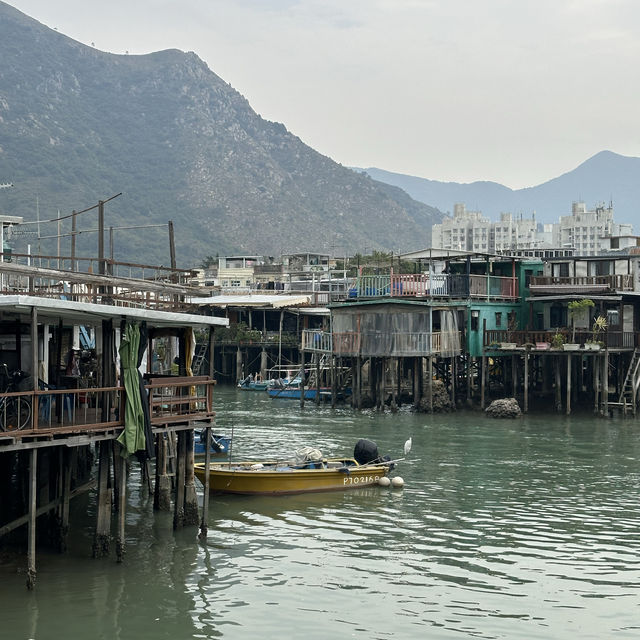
[194,459,388,495]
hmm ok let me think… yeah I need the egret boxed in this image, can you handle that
[404,437,412,456]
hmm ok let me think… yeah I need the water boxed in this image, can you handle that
[2,386,640,639]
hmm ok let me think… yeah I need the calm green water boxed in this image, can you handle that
[2,386,640,639]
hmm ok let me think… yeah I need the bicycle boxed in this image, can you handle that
[0,365,32,432]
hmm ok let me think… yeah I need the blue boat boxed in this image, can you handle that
[194,429,231,456]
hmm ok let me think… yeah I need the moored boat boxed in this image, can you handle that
[194,429,232,456]
[194,439,394,495]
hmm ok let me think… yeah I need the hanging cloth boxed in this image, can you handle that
[117,323,146,455]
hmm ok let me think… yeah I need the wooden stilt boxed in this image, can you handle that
[184,429,199,526]
[315,354,321,406]
[155,434,171,511]
[555,357,562,413]
[57,447,74,553]
[523,352,529,413]
[300,350,305,409]
[603,350,609,416]
[566,354,572,415]
[93,441,112,558]
[429,356,434,413]
[331,355,337,408]
[413,357,421,408]
[466,356,473,403]
[594,354,600,413]
[199,426,212,541]
[26,448,37,590]
[115,455,127,563]
[173,431,186,529]
[480,355,486,410]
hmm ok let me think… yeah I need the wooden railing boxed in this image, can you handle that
[0,377,216,438]
[529,274,633,291]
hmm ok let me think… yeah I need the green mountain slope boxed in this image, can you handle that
[0,2,442,266]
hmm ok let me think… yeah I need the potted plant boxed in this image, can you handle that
[585,315,607,350]
[568,299,594,345]
[551,331,565,349]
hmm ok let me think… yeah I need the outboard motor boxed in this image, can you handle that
[354,439,381,465]
[354,438,394,469]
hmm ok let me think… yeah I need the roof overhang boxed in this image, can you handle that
[188,294,312,309]
[0,295,229,328]
[526,294,622,302]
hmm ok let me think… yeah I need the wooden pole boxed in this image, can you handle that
[184,429,199,525]
[603,350,609,416]
[26,448,37,590]
[566,353,572,415]
[98,200,105,276]
[71,210,77,271]
[174,430,186,529]
[555,357,562,413]
[480,355,486,410]
[429,356,434,412]
[523,352,529,413]
[594,353,600,413]
[31,306,38,428]
[300,350,305,409]
[168,220,176,271]
[93,441,112,558]
[199,426,212,541]
[115,455,127,563]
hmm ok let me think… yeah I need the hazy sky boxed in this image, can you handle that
[8,0,640,188]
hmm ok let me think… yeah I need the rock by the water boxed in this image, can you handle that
[417,380,454,413]
[485,398,521,419]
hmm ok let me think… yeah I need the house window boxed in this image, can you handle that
[607,309,619,327]
[495,312,502,327]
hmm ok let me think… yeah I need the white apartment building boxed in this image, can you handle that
[432,201,632,255]
[559,201,632,256]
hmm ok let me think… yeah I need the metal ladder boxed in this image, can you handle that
[618,348,640,415]
[191,342,207,375]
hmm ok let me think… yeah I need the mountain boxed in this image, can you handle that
[361,151,640,226]
[0,2,443,267]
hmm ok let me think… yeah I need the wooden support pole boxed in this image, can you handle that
[594,354,600,414]
[555,357,562,413]
[93,441,112,558]
[184,429,199,526]
[26,448,37,590]
[115,455,127,563]
[523,352,529,413]
[466,356,473,402]
[413,357,421,408]
[59,447,75,553]
[331,355,337,408]
[429,356,434,413]
[315,353,321,406]
[199,426,212,541]
[173,430,186,529]
[480,355,486,410]
[300,350,305,409]
[603,351,609,416]
[155,435,171,511]
[566,354,572,415]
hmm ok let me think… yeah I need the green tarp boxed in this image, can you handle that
[117,323,146,455]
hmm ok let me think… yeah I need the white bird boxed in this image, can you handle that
[404,437,412,456]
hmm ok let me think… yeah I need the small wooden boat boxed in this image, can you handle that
[194,457,390,495]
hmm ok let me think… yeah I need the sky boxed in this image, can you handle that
[7,0,640,189]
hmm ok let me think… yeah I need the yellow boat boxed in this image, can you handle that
[194,457,390,495]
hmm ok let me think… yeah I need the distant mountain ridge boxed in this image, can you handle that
[0,2,443,266]
[360,151,640,227]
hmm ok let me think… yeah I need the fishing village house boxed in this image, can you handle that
[0,245,228,589]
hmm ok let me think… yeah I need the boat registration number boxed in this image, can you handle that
[343,475,376,485]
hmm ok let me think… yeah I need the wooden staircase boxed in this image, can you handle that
[617,348,640,415]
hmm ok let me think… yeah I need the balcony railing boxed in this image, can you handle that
[0,377,215,439]
[484,330,637,349]
[529,274,633,292]
[351,273,518,300]
[302,330,462,356]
